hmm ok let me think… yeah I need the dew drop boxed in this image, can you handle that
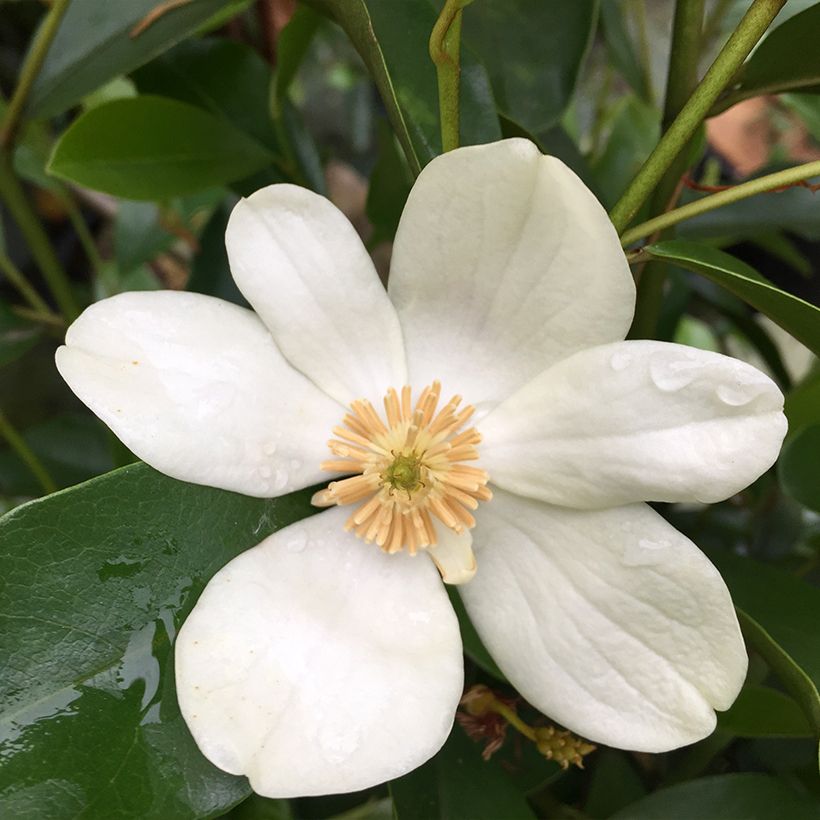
[289,458,302,471]
[319,724,361,763]
[649,354,704,391]
[263,441,277,456]
[609,351,633,371]
[716,382,759,407]
[272,469,288,491]
[621,538,672,567]
[259,465,272,479]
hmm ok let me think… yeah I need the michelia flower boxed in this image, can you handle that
[56,139,787,798]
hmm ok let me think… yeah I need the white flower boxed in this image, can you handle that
[56,139,787,798]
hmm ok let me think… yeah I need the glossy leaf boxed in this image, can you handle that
[584,749,647,819]
[274,6,322,105]
[27,0,230,118]
[719,4,820,109]
[461,0,598,133]
[646,241,820,358]
[609,774,819,819]
[304,0,500,174]
[779,424,820,513]
[48,96,274,200]
[390,727,536,820]
[718,685,813,738]
[0,462,321,819]
[710,551,820,735]
[599,0,651,101]
[114,201,175,273]
[785,374,820,432]
[132,38,279,151]
[366,120,413,245]
[447,588,504,681]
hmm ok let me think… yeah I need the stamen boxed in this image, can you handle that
[315,382,491,556]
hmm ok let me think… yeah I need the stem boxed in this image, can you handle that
[621,159,820,246]
[609,0,787,235]
[0,408,57,494]
[0,249,53,315]
[11,304,65,329]
[490,700,537,742]
[0,0,71,149]
[429,0,473,153]
[629,0,704,339]
[0,152,79,320]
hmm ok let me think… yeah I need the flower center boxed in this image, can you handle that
[312,381,491,555]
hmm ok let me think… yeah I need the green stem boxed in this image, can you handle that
[0,0,71,149]
[429,0,473,153]
[56,185,105,275]
[0,152,79,320]
[621,159,820,246]
[629,0,704,340]
[609,0,787,235]
[0,249,54,316]
[11,304,65,329]
[0,408,57,494]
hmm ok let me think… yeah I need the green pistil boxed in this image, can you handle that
[384,454,424,493]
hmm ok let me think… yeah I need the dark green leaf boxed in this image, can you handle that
[0,463,321,819]
[390,727,535,820]
[646,240,820,358]
[718,685,813,738]
[710,551,820,735]
[274,6,322,105]
[785,373,820,431]
[27,0,231,118]
[599,0,651,101]
[779,424,820,513]
[132,38,278,151]
[610,774,819,820]
[366,120,413,245]
[447,588,504,681]
[719,4,820,109]
[48,96,275,200]
[115,201,175,273]
[584,749,646,819]
[462,0,597,134]
[304,0,500,174]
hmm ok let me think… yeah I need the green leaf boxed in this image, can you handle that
[583,749,647,819]
[0,462,321,819]
[115,201,175,273]
[304,0,500,174]
[366,120,413,245]
[599,0,651,101]
[461,0,598,134]
[132,38,279,152]
[710,551,820,736]
[785,373,820,431]
[779,424,820,513]
[719,4,820,109]
[48,96,274,200]
[447,588,504,681]
[646,240,820,358]
[718,685,813,738]
[612,774,820,820]
[390,727,536,820]
[274,6,322,105]
[27,0,231,118]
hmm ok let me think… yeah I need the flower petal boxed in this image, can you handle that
[388,138,634,410]
[460,490,747,752]
[480,340,787,508]
[56,291,342,497]
[427,522,476,585]
[226,184,406,407]
[176,506,463,797]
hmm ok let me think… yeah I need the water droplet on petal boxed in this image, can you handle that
[319,723,361,763]
[259,465,272,478]
[621,538,672,567]
[716,381,763,407]
[289,458,302,471]
[609,351,633,371]
[649,353,704,391]
[272,469,288,491]
[263,441,277,456]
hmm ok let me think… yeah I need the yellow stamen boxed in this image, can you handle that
[316,381,492,554]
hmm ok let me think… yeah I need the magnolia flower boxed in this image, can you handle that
[56,139,787,798]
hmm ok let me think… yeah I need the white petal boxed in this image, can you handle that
[480,341,787,508]
[56,291,342,497]
[427,522,476,585]
[460,490,747,752]
[226,184,406,407]
[388,139,634,410]
[175,506,463,797]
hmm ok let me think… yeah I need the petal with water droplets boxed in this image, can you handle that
[176,506,463,797]
[479,340,787,508]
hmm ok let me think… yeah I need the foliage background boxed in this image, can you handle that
[1,0,819,818]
